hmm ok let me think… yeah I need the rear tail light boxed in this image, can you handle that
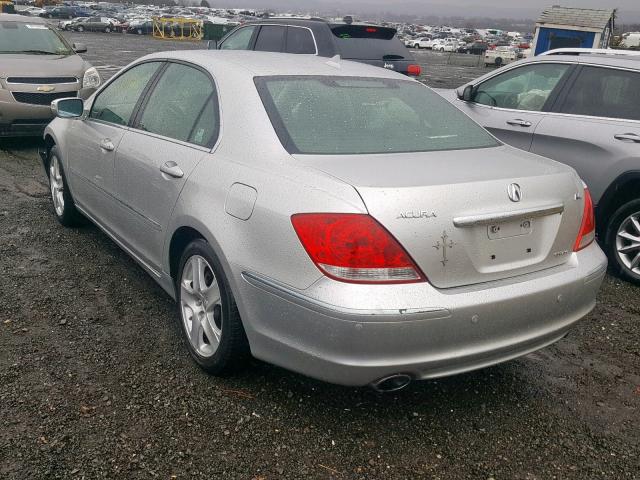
[407,64,422,76]
[291,213,426,284]
[573,187,596,251]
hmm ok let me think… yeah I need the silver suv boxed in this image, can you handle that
[438,49,640,284]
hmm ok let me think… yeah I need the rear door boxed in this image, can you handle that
[455,62,574,151]
[329,24,413,75]
[113,61,219,271]
[531,64,640,205]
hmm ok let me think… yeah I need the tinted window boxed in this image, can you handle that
[474,63,570,111]
[90,62,160,126]
[560,66,640,121]
[256,76,498,155]
[137,63,218,146]
[220,25,255,50]
[254,25,285,52]
[285,26,315,54]
[330,25,407,60]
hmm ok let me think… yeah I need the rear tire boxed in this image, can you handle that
[176,239,250,375]
[495,57,503,67]
[77,26,83,32]
[104,27,111,33]
[604,199,640,285]
[47,146,84,227]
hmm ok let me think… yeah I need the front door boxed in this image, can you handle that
[455,62,573,151]
[66,61,163,226]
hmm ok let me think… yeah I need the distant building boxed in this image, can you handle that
[532,6,615,55]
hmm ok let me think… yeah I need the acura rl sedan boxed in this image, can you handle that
[41,51,607,391]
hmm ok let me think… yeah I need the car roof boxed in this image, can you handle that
[141,50,410,79]
[243,17,393,29]
[0,13,46,23]
[518,52,640,69]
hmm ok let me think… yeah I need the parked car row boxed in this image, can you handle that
[3,12,637,391]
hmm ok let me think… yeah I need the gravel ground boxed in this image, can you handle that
[1,32,639,480]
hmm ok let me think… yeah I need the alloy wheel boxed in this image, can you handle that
[616,211,640,275]
[180,255,223,358]
[49,155,65,217]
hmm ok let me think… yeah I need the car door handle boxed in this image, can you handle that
[99,138,115,151]
[506,119,532,127]
[160,161,184,179]
[614,133,640,143]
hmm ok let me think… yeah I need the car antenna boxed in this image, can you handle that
[326,54,341,69]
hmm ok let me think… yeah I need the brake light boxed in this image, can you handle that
[407,64,422,76]
[366,27,377,33]
[291,213,426,284]
[573,187,596,251]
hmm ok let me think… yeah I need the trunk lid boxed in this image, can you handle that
[295,145,585,288]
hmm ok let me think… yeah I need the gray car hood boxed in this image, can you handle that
[0,53,87,79]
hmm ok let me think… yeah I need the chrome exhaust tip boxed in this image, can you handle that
[370,374,412,393]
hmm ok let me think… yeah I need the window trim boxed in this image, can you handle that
[550,63,640,124]
[470,61,576,114]
[128,59,222,150]
[284,26,319,55]
[87,59,165,130]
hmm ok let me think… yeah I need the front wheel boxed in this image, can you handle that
[104,26,111,33]
[177,239,250,375]
[605,199,640,285]
[48,147,84,227]
[77,26,83,32]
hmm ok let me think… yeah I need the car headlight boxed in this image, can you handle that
[82,67,101,89]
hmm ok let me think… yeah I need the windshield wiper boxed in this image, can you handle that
[16,50,64,55]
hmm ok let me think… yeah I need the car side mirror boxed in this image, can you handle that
[206,40,218,50]
[458,84,475,102]
[73,42,87,53]
[51,98,84,118]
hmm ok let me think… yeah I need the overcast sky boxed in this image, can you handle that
[211,0,640,22]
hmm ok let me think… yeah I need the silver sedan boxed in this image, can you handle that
[41,51,607,391]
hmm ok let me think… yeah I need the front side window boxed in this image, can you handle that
[559,66,640,121]
[220,25,256,50]
[254,25,286,52]
[137,63,218,146]
[90,62,160,126]
[285,27,316,54]
[256,76,498,155]
[0,21,73,55]
[474,63,570,111]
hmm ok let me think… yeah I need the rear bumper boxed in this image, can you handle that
[235,242,607,386]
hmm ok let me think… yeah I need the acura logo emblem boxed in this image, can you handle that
[508,183,522,202]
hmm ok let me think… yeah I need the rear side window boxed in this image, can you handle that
[559,66,640,121]
[90,62,160,126]
[137,63,218,147]
[285,26,316,54]
[220,25,256,50]
[330,25,407,60]
[256,76,498,155]
[254,25,286,52]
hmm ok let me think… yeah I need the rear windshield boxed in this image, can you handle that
[0,21,73,55]
[330,25,407,60]
[255,76,499,155]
